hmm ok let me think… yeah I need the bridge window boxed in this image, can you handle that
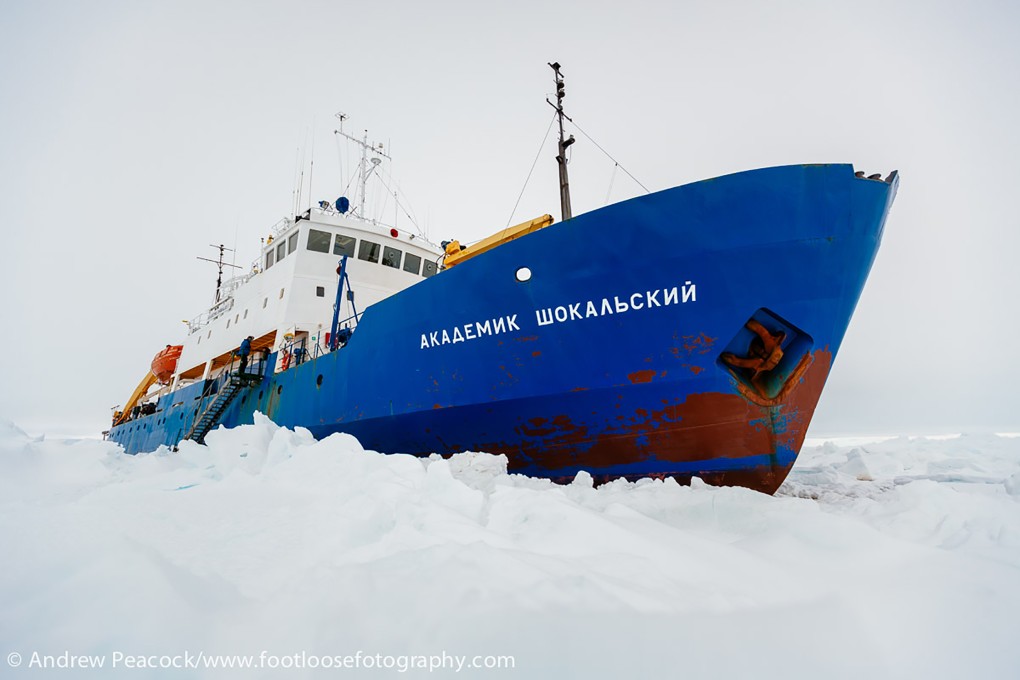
[334,234,356,257]
[288,231,299,254]
[265,250,275,269]
[358,240,380,263]
[307,229,331,253]
[276,241,287,263]
[382,246,402,269]
[403,252,422,275]
[422,260,438,277]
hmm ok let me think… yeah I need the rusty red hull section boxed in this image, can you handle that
[507,350,832,494]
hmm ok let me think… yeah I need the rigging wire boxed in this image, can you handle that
[372,162,387,223]
[379,164,421,227]
[569,119,650,194]
[296,129,309,214]
[335,136,358,205]
[506,111,557,228]
[392,180,421,231]
[308,122,315,212]
[292,146,302,217]
[604,163,618,206]
[340,132,348,197]
[374,171,423,234]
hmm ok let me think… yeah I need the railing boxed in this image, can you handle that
[275,336,310,372]
[187,297,236,334]
[268,216,294,238]
[272,323,358,370]
[222,348,270,380]
[192,348,270,401]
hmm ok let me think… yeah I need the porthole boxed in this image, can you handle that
[258,390,263,400]
[316,374,323,388]
[276,385,283,396]
[515,266,532,282]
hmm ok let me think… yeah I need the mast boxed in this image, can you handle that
[197,244,241,304]
[548,61,575,221]
[334,116,391,220]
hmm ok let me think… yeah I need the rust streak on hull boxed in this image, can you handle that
[489,349,833,494]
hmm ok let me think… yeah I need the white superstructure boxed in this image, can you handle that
[173,205,443,385]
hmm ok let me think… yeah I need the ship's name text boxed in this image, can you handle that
[419,281,695,350]
[420,315,520,349]
[535,281,696,327]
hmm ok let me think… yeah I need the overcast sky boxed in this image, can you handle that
[1,0,1017,437]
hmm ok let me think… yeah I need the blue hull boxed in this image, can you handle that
[109,164,897,493]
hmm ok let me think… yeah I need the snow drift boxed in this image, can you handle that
[2,416,1018,678]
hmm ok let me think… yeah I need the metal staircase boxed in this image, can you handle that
[183,373,259,444]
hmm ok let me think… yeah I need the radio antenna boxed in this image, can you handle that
[197,243,242,303]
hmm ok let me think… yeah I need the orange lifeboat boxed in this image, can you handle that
[151,345,183,384]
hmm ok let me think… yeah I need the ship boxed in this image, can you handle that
[106,64,899,494]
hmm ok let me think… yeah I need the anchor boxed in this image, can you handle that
[720,319,787,398]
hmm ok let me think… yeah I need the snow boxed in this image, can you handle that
[2,416,1019,678]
